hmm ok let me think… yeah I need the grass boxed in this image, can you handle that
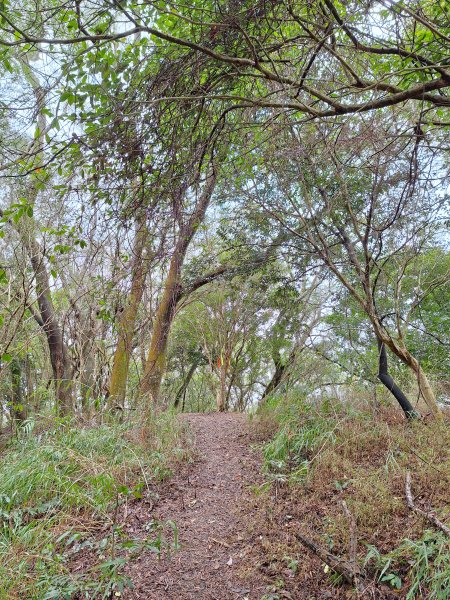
[0,410,190,599]
[252,390,450,598]
[260,395,338,484]
[364,530,450,599]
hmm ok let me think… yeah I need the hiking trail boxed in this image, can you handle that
[125,412,265,599]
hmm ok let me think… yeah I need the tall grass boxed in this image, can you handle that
[260,393,337,484]
[0,411,189,599]
[364,530,450,599]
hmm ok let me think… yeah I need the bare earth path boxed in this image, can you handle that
[126,413,266,599]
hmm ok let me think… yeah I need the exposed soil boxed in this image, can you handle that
[121,412,397,600]
[124,412,269,599]
[70,411,449,599]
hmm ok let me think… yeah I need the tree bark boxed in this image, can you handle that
[140,171,217,406]
[377,340,419,419]
[261,349,286,402]
[25,234,73,414]
[174,354,202,409]
[408,355,442,420]
[374,326,443,420]
[109,216,149,409]
[139,248,184,404]
[216,361,227,412]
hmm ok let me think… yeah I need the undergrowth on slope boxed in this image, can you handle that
[252,391,450,599]
[0,411,189,599]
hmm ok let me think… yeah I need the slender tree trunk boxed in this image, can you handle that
[10,359,26,424]
[10,60,73,415]
[140,171,217,406]
[216,362,227,412]
[25,353,35,411]
[375,327,443,420]
[80,352,95,416]
[409,356,442,420]
[0,203,72,414]
[260,341,301,404]
[174,355,202,409]
[377,340,419,419]
[261,350,286,402]
[109,217,149,409]
[24,234,72,414]
[140,251,184,403]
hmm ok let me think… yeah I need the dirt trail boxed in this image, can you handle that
[126,412,266,599]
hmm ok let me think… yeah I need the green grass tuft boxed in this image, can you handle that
[0,412,189,599]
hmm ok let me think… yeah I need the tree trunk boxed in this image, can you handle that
[25,234,73,414]
[80,351,95,416]
[409,355,442,421]
[0,201,72,415]
[9,60,72,414]
[260,342,300,404]
[261,349,286,402]
[25,353,36,411]
[10,359,26,424]
[377,340,419,419]
[216,363,227,412]
[174,355,202,409]
[140,171,217,407]
[377,330,443,420]
[109,217,148,409]
[140,251,183,404]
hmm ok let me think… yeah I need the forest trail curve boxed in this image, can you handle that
[126,412,266,599]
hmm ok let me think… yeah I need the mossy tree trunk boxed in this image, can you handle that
[108,216,149,410]
[139,240,186,404]
[140,171,217,407]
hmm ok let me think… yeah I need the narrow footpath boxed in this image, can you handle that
[126,413,266,599]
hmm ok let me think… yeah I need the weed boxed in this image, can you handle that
[364,530,450,598]
[0,413,188,598]
[261,394,336,484]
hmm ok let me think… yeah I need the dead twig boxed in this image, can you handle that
[295,532,364,587]
[211,537,230,548]
[405,471,450,537]
[342,501,358,567]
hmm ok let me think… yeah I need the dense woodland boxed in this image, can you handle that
[0,1,449,598]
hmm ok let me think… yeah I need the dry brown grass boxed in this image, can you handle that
[246,398,450,598]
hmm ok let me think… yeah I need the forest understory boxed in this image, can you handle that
[0,0,449,598]
[0,400,448,599]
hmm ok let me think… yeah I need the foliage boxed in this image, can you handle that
[260,392,337,484]
[364,530,450,599]
[0,1,448,594]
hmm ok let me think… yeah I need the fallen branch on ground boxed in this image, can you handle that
[342,500,358,566]
[405,471,450,537]
[295,532,364,586]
